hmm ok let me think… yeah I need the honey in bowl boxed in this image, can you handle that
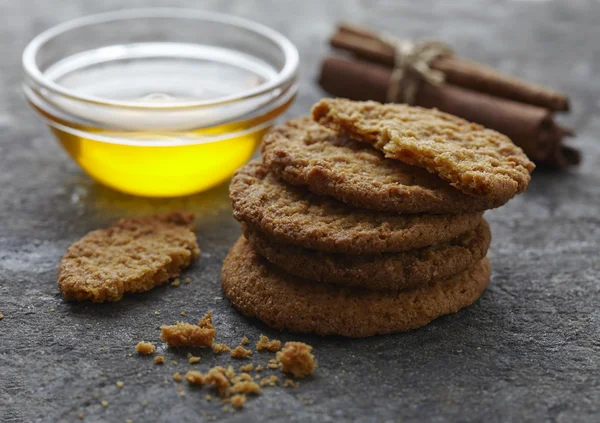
[22,9,299,197]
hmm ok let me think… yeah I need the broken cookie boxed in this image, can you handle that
[58,211,200,302]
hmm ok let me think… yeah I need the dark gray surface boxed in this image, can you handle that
[1,1,599,422]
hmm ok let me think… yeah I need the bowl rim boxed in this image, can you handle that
[22,8,299,110]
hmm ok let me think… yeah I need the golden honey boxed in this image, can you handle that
[23,10,299,197]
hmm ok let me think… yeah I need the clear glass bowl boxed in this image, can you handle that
[22,9,298,197]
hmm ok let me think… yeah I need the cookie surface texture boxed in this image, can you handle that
[221,237,491,338]
[312,98,534,201]
[58,212,200,302]
[242,219,491,291]
[262,116,502,213]
[230,161,483,254]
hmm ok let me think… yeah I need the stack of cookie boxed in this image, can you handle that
[222,99,534,338]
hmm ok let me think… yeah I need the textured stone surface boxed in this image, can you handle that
[0,0,599,422]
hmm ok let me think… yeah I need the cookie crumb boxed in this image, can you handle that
[198,311,214,329]
[50,308,55,312]
[92,393,99,399]
[255,365,263,372]
[230,346,253,358]
[188,355,201,364]
[171,278,181,287]
[154,355,165,364]
[0,313,4,320]
[185,277,191,284]
[240,363,253,372]
[256,335,281,352]
[160,321,215,347]
[241,336,249,345]
[206,394,212,401]
[135,341,156,355]
[126,420,133,423]
[231,381,261,395]
[205,368,231,398]
[154,311,160,316]
[259,375,279,387]
[225,365,235,380]
[212,343,231,354]
[177,386,185,396]
[230,394,246,409]
[172,360,178,366]
[276,342,316,378]
[172,372,183,382]
[185,371,205,385]
[116,381,124,389]
[180,311,187,317]
[284,378,299,388]
[101,400,109,407]
[77,411,84,420]
[267,358,280,369]
[141,401,148,407]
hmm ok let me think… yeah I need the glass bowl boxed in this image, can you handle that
[22,9,298,197]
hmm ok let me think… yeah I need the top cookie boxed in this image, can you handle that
[262,116,503,213]
[312,98,535,202]
[58,211,200,302]
[230,160,483,254]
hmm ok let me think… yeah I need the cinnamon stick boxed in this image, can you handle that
[331,23,570,112]
[318,56,578,167]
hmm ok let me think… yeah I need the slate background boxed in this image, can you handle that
[1,0,599,422]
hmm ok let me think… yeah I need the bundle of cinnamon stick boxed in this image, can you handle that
[318,22,579,168]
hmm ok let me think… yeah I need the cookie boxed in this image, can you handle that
[221,237,491,338]
[58,211,200,302]
[312,98,535,202]
[230,161,483,254]
[242,218,491,291]
[262,117,502,213]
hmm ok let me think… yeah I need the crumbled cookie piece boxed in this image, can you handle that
[171,278,181,287]
[230,394,246,409]
[205,368,231,398]
[101,401,109,407]
[57,212,200,302]
[180,311,187,317]
[185,278,191,284]
[135,341,156,355]
[77,411,84,420]
[267,359,280,369]
[225,365,235,380]
[241,337,249,345]
[276,342,316,378]
[177,386,185,396]
[206,394,212,401]
[283,379,299,388]
[160,320,215,347]
[212,343,231,354]
[154,355,165,364]
[256,335,281,352]
[185,371,205,385]
[172,361,178,366]
[116,381,124,389]
[231,381,261,395]
[259,375,279,387]
[255,365,263,372]
[198,311,214,329]
[240,363,253,373]
[188,355,201,364]
[230,346,253,358]
[232,373,253,384]
[173,372,183,382]
[0,313,3,320]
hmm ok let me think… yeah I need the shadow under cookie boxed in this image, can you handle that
[221,237,491,338]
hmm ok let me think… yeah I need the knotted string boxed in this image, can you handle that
[381,35,454,105]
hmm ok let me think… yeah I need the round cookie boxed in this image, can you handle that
[312,98,535,202]
[221,237,491,338]
[242,219,491,291]
[230,161,484,254]
[262,117,502,213]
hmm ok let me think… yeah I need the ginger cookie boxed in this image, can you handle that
[230,161,483,254]
[58,211,200,302]
[312,99,535,202]
[262,117,502,213]
[242,219,491,291]
[221,237,491,338]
